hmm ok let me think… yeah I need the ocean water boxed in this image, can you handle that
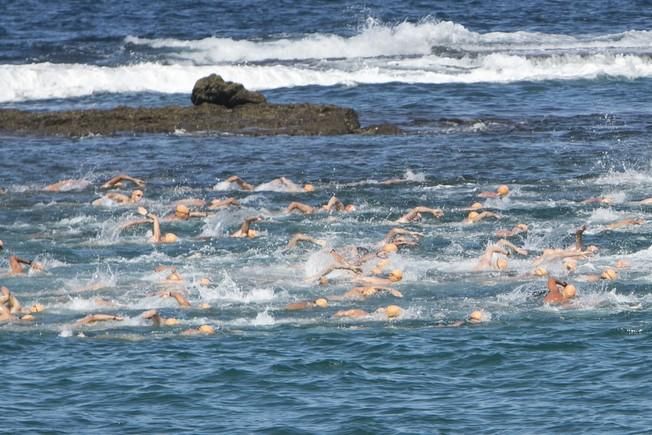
[2,1,652,432]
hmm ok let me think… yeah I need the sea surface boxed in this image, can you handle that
[2,1,652,433]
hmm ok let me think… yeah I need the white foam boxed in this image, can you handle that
[125,19,652,63]
[3,52,652,102]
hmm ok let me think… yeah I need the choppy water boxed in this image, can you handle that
[2,1,652,433]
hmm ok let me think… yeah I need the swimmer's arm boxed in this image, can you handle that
[413,206,444,218]
[119,219,152,232]
[227,176,254,191]
[496,239,528,256]
[101,174,145,189]
[377,287,403,298]
[384,227,424,242]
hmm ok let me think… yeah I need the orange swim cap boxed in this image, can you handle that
[385,305,402,318]
[601,268,617,280]
[467,211,480,221]
[314,298,329,308]
[562,284,577,299]
[469,310,484,323]
[198,324,216,334]
[497,185,510,197]
[389,269,403,282]
[496,257,508,270]
[162,233,178,244]
[175,204,190,218]
[383,243,398,253]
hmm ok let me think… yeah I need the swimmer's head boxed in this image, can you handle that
[163,318,179,326]
[161,233,178,244]
[615,259,630,269]
[383,243,398,253]
[586,245,599,254]
[131,189,144,202]
[470,202,483,210]
[601,268,617,281]
[198,324,216,335]
[199,277,211,286]
[468,310,485,323]
[385,305,402,319]
[388,269,403,282]
[562,284,577,299]
[247,229,258,238]
[344,204,356,212]
[30,303,45,313]
[175,204,190,218]
[497,185,510,197]
[495,257,508,270]
[31,261,44,272]
[467,211,480,222]
[563,258,577,272]
[303,183,315,192]
[516,223,528,232]
[533,267,548,277]
[166,271,182,282]
[361,287,377,297]
[314,298,329,308]
[200,303,211,309]
[319,276,329,286]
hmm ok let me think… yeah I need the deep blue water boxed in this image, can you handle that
[2,1,652,433]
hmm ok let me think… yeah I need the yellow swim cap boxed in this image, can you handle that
[163,318,179,326]
[385,305,402,318]
[467,211,480,221]
[533,267,548,277]
[175,204,190,218]
[314,298,329,308]
[496,257,508,270]
[469,310,484,323]
[166,271,182,282]
[562,284,577,299]
[198,324,216,334]
[470,202,483,210]
[601,268,617,280]
[383,243,398,253]
[389,269,403,281]
[497,185,510,197]
[162,233,178,244]
[563,258,577,271]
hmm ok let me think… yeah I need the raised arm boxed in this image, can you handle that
[101,174,145,189]
[227,175,254,191]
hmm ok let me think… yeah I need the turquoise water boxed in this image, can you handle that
[3,1,652,432]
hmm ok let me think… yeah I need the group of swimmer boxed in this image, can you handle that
[1,172,647,334]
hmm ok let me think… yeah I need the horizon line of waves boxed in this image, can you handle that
[4,52,652,102]
[124,18,652,63]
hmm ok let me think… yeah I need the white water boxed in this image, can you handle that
[2,19,652,102]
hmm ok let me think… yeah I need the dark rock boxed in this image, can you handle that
[356,123,404,135]
[191,74,267,108]
[0,103,367,137]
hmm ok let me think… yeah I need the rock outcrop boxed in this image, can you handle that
[191,74,266,108]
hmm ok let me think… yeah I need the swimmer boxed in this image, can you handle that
[475,245,509,271]
[43,178,92,192]
[495,239,528,256]
[581,196,614,205]
[286,297,329,311]
[353,269,403,287]
[208,197,240,209]
[495,223,528,238]
[543,277,576,305]
[231,216,262,238]
[256,176,314,193]
[330,286,403,301]
[578,267,618,283]
[139,210,177,244]
[285,233,327,251]
[141,309,178,327]
[100,174,145,189]
[383,228,424,245]
[92,189,143,206]
[225,175,254,191]
[639,197,652,205]
[606,218,645,229]
[333,304,402,320]
[1,286,22,314]
[76,313,124,325]
[160,291,191,308]
[181,324,216,336]
[435,310,490,327]
[165,204,208,221]
[6,255,44,275]
[465,210,500,224]
[396,206,444,224]
[478,184,510,199]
